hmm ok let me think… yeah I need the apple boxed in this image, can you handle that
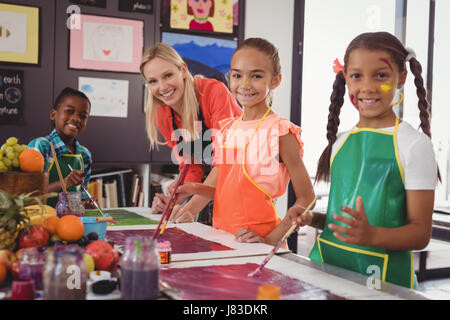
[0,250,16,270]
[18,225,49,249]
[85,240,119,273]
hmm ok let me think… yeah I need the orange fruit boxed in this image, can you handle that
[18,149,44,172]
[56,215,84,241]
[42,216,60,235]
[0,263,7,286]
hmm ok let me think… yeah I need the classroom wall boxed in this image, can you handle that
[245,0,295,217]
[0,0,156,163]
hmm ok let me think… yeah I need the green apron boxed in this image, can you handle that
[47,154,84,208]
[309,117,416,289]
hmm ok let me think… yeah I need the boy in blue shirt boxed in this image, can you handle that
[28,87,93,208]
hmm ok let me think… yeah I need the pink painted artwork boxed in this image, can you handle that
[161,263,346,300]
[106,227,233,253]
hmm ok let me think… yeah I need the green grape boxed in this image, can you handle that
[20,144,29,151]
[12,158,19,168]
[6,151,15,160]
[5,146,14,154]
[0,144,8,153]
[6,137,18,146]
[0,160,7,172]
[3,158,12,167]
[13,144,22,152]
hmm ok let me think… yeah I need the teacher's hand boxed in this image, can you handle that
[169,204,196,223]
[151,193,168,214]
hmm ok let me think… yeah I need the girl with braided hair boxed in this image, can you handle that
[289,32,439,289]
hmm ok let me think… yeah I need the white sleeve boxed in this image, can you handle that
[404,135,438,190]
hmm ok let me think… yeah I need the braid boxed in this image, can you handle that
[408,57,442,182]
[315,72,346,183]
[408,58,431,137]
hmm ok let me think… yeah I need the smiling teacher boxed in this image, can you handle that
[140,43,242,216]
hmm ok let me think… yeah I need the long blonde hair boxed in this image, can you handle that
[140,43,200,149]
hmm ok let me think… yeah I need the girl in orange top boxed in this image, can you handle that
[140,43,242,213]
[170,38,315,246]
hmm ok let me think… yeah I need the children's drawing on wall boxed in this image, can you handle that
[162,32,236,84]
[79,77,129,118]
[83,23,133,63]
[170,0,233,34]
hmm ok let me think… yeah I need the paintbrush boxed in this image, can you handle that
[49,142,72,212]
[248,196,317,278]
[152,164,190,240]
[68,164,106,217]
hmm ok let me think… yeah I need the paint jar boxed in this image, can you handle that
[42,245,87,300]
[157,240,172,265]
[11,279,35,300]
[18,247,46,291]
[56,192,85,217]
[257,285,281,300]
[120,236,160,300]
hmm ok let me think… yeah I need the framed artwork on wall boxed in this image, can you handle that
[161,0,240,38]
[0,3,39,65]
[162,32,237,85]
[69,14,144,73]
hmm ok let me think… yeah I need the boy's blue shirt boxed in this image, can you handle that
[28,129,92,198]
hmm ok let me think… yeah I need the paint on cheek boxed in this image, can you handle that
[379,58,393,72]
[243,79,249,86]
[380,81,393,93]
[350,94,359,110]
[260,80,267,86]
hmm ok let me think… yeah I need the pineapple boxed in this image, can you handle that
[0,190,57,250]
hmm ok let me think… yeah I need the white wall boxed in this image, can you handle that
[245,0,295,217]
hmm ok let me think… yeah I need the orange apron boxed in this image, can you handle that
[212,109,281,237]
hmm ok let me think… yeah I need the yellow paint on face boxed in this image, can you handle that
[381,81,393,93]
[243,79,249,86]
[260,80,267,86]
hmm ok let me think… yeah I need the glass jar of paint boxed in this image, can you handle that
[42,245,87,300]
[257,284,281,300]
[120,236,160,300]
[18,247,46,291]
[157,240,172,265]
[56,192,85,217]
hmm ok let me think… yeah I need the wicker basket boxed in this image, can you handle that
[0,172,49,196]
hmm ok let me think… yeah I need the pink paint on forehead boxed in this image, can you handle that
[106,227,233,253]
[161,263,346,300]
[379,58,394,72]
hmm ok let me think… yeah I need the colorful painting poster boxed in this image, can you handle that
[78,77,128,118]
[70,15,143,73]
[170,0,233,34]
[0,69,24,125]
[118,0,153,14]
[69,0,107,8]
[0,4,39,64]
[162,32,236,83]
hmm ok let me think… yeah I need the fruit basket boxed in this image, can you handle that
[0,172,49,197]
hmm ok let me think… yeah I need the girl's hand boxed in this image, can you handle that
[151,193,168,214]
[328,196,375,246]
[287,204,313,230]
[169,204,196,223]
[64,170,84,188]
[235,228,265,244]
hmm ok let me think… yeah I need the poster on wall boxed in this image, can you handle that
[69,0,107,8]
[162,32,236,85]
[161,0,240,37]
[118,0,153,14]
[0,3,39,65]
[0,69,24,125]
[78,77,129,118]
[69,14,143,73]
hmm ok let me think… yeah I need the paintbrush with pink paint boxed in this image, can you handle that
[152,164,191,240]
[248,197,317,278]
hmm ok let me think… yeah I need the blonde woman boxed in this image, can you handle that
[141,43,242,214]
